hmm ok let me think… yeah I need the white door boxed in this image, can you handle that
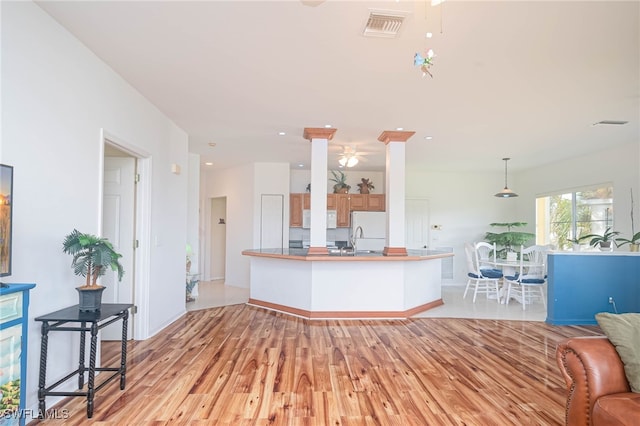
[405,198,430,250]
[102,156,136,340]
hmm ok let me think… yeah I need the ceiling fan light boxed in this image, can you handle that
[338,157,347,166]
[347,156,358,167]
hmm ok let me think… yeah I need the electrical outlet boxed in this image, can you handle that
[609,296,614,304]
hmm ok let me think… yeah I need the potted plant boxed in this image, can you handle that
[579,227,620,251]
[567,233,593,251]
[484,222,535,259]
[329,170,350,194]
[62,229,124,312]
[357,178,374,194]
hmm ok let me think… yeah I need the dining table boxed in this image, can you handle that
[483,258,544,304]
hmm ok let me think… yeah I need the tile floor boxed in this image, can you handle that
[187,280,546,322]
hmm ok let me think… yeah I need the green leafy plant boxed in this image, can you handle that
[62,229,124,287]
[484,222,535,258]
[578,227,620,248]
[615,232,640,247]
[329,170,350,194]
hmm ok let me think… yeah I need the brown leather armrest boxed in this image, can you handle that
[556,336,631,426]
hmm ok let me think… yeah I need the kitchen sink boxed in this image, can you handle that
[327,248,381,256]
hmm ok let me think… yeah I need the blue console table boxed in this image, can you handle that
[0,283,36,426]
[547,252,640,325]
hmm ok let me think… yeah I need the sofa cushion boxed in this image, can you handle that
[593,392,640,425]
[595,312,640,393]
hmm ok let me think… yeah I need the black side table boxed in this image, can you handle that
[34,303,133,418]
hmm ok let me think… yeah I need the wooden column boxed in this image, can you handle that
[303,127,337,255]
[378,130,415,256]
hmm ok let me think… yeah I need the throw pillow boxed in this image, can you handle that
[595,312,640,393]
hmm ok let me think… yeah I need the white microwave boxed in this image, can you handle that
[302,210,337,229]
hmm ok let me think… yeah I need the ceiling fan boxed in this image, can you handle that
[333,145,375,168]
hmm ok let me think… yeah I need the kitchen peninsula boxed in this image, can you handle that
[242,248,453,319]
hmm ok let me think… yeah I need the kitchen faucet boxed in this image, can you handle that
[351,226,364,253]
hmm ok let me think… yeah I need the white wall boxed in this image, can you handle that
[516,141,640,241]
[2,1,189,412]
[201,162,290,287]
[406,169,514,283]
[187,153,200,274]
[201,164,254,287]
[404,141,640,284]
[253,163,290,249]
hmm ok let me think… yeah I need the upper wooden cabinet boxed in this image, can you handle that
[289,193,305,227]
[335,194,350,227]
[366,194,385,211]
[348,194,366,211]
[349,194,385,212]
[290,193,385,227]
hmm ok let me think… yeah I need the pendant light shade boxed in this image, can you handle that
[495,157,518,198]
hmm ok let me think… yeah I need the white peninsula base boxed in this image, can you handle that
[243,249,452,319]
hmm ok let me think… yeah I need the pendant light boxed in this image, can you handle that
[495,157,518,198]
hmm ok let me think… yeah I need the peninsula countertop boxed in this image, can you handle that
[242,248,453,261]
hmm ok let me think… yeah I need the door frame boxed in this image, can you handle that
[99,129,152,340]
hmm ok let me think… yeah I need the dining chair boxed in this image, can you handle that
[503,245,548,310]
[463,242,503,303]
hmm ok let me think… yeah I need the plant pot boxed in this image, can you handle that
[630,243,640,252]
[599,241,612,251]
[76,286,106,312]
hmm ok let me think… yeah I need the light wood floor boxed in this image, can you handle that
[32,304,602,425]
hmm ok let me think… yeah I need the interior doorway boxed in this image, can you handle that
[210,197,227,280]
[101,144,137,340]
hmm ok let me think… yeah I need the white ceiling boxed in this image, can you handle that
[37,0,639,173]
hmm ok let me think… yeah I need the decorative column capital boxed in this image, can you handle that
[377,130,415,145]
[303,128,337,141]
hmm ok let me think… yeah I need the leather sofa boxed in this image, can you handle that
[556,336,640,425]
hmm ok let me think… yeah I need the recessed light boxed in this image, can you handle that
[396,127,404,131]
[278,131,286,136]
[425,136,433,140]
[298,164,304,168]
[324,124,332,128]
[205,162,213,166]
[426,32,433,38]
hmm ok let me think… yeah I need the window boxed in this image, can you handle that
[536,185,614,250]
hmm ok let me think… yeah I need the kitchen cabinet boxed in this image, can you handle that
[367,194,385,211]
[290,193,304,227]
[335,194,351,227]
[349,194,386,212]
[348,194,366,211]
[290,193,385,227]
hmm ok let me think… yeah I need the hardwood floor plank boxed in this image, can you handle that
[31,304,601,425]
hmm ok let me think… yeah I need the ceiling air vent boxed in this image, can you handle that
[592,120,629,126]
[363,10,409,38]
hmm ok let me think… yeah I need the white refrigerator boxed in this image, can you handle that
[351,211,387,251]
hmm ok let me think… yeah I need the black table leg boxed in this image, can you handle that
[87,321,98,418]
[78,321,86,389]
[37,321,49,418]
[120,309,129,390]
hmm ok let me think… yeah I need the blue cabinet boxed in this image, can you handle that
[0,283,35,426]
[547,253,639,325]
